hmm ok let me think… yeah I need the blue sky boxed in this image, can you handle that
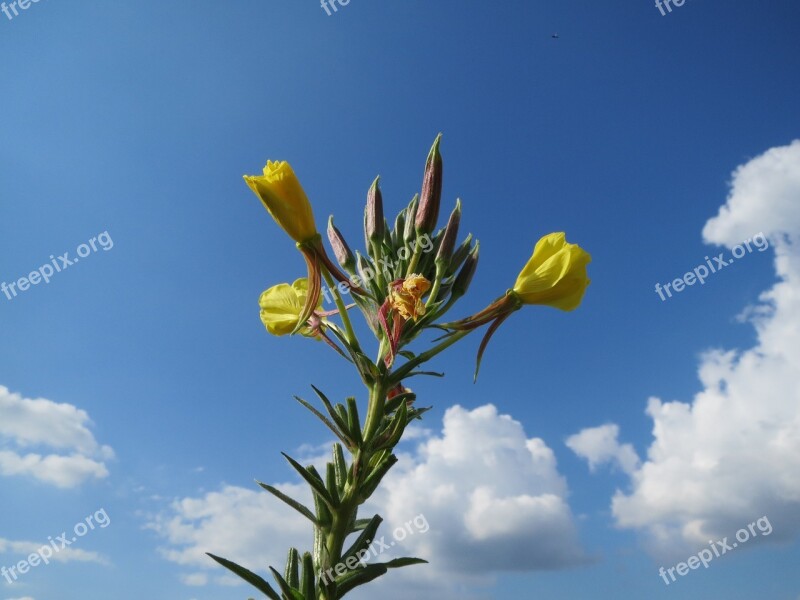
[1,1,800,599]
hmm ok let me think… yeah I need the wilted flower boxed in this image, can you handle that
[389,274,431,321]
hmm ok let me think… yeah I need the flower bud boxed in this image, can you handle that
[327,216,355,272]
[415,134,443,235]
[435,199,461,265]
[448,233,473,277]
[365,176,384,243]
[512,232,591,311]
[403,195,419,244]
[450,242,479,300]
[244,161,318,243]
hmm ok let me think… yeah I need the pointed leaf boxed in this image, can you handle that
[269,567,305,600]
[474,313,511,382]
[206,553,281,600]
[382,557,428,568]
[342,514,383,565]
[257,481,318,524]
[281,453,336,509]
[311,385,351,436]
[285,547,300,589]
[301,552,316,600]
[334,563,389,596]
[294,396,352,449]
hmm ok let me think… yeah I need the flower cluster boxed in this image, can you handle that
[211,136,592,600]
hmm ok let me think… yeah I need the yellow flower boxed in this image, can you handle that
[389,274,431,321]
[512,232,591,311]
[244,161,318,243]
[259,278,322,337]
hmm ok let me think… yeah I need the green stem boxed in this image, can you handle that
[323,270,361,353]
[390,329,470,383]
[362,379,388,446]
[425,263,445,308]
[405,241,422,276]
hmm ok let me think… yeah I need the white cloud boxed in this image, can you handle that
[5,597,36,600]
[576,140,800,560]
[566,424,640,475]
[374,405,588,576]
[180,572,208,586]
[146,483,310,577]
[0,386,113,488]
[150,404,587,598]
[0,537,108,565]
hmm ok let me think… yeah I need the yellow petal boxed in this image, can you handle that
[512,232,591,311]
[258,278,322,336]
[244,161,318,243]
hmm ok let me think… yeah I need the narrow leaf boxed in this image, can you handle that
[269,567,305,600]
[206,553,281,600]
[342,514,383,565]
[257,481,318,524]
[294,396,352,448]
[281,453,336,509]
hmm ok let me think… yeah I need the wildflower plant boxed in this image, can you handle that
[209,136,592,599]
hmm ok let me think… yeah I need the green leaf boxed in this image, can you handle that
[281,453,337,509]
[359,454,398,501]
[384,391,416,415]
[382,557,429,568]
[346,397,363,446]
[284,547,300,590]
[351,518,373,532]
[333,443,347,490]
[334,563,389,596]
[311,385,351,437]
[405,370,445,378]
[383,401,408,449]
[301,552,316,600]
[341,514,382,565]
[256,481,318,525]
[294,396,353,449]
[269,567,305,600]
[205,553,281,600]
[326,463,340,504]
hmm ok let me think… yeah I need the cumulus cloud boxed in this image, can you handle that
[150,404,587,598]
[573,140,800,560]
[375,405,588,576]
[565,424,640,475]
[0,386,113,488]
[146,483,310,586]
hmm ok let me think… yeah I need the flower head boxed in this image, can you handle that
[512,232,591,311]
[259,278,322,337]
[244,161,317,243]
